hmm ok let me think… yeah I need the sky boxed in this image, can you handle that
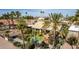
[0,9,77,17]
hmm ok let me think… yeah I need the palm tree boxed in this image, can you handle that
[15,11,21,19]
[49,13,63,39]
[67,37,78,49]
[75,9,79,17]
[40,11,44,17]
[10,11,16,25]
[67,10,79,24]
[49,13,63,48]
[25,12,28,18]
[67,16,78,24]
[2,12,11,29]
[26,12,27,15]
[16,19,27,48]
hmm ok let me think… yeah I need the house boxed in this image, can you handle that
[38,17,45,20]
[0,19,17,25]
[67,24,79,39]
[60,20,70,26]
[32,20,44,29]
[62,24,79,49]
[26,20,36,27]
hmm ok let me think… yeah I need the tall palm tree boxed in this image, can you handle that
[15,11,21,19]
[40,11,44,17]
[26,12,27,15]
[25,12,28,18]
[10,11,16,25]
[2,12,11,29]
[49,13,63,48]
[75,9,79,17]
[16,19,27,48]
[50,13,62,39]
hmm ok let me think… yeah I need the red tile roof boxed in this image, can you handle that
[0,19,17,25]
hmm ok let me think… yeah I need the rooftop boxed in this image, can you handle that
[69,24,79,32]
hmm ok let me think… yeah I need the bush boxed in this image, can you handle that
[24,16,34,19]
[13,42,22,47]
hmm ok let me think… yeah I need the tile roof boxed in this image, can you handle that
[32,21,44,29]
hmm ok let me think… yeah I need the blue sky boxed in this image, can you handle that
[0,9,77,17]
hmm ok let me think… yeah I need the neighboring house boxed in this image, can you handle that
[66,24,79,49]
[32,20,44,29]
[0,36,16,49]
[67,24,79,39]
[26,20,36,27]
[38,17,45,20]
[0,19,17,25]
[60,20,70,26]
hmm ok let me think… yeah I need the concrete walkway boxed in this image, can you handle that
[0,36,16,49]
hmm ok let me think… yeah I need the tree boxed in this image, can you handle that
[49,13,62,39]
[74,10,79,22]
[40,11,44,14]
[40,11,44,17]
[2,12,11,29]
[67,37,78,49]
[75,9,79,17]
[25,16,34,19]
[49,13,63,48]
[67,10,79,24]
[67,16,78,24]
[15,11,21,19]
[10,11,16,25]
[26,12,27,15]
[44,17,49,20]
[16,19,27,48]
